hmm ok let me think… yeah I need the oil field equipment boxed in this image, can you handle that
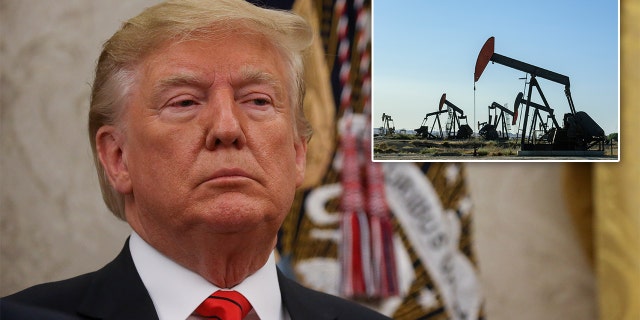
[474,36,605,153]
[415,109,447,139]
[439,93,474,139]
[478,102,515,140]
[381,113,395,136]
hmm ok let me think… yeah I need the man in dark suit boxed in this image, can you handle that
[1,0,389,319]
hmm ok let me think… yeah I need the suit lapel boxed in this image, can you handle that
[77,239,158,320]
[278,269,337,320]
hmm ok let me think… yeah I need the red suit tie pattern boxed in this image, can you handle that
[194,290,252,320]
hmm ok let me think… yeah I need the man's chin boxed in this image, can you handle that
[189,206,282,232]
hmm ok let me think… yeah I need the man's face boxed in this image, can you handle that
[113,32,306,239]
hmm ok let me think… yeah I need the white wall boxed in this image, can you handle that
[1,0,155,296]
[466,163,596,320]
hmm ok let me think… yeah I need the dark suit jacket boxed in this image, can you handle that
[1,240,390,320]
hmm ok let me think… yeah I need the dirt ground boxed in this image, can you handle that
[373,136,619,161]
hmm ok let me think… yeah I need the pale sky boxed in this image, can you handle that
[372,0,619,135]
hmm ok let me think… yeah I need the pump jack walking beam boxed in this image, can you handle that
[439,93,467,116]
[475,40,571,88]
[474,36,577,113]
[475,37,570,88]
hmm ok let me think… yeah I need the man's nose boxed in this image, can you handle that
[204,90,246,150]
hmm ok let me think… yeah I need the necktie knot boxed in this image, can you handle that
[194,290,252,320]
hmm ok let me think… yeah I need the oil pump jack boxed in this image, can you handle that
[474,37,605,152]
[415,109,447,139]
[478,102,515,140]
[381,113,395,136]
[439,93,473,139]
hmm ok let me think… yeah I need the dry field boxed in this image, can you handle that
[373,135,618,161]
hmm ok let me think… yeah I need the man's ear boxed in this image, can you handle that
[96,126,132,194]
[294,136,308,188]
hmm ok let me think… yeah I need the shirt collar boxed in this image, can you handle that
[129,232,283,320]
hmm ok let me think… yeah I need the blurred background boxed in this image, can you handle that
[1,1,638,319]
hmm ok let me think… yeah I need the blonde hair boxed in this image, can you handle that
[88,0,314,220]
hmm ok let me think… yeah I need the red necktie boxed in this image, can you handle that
[194,290,252,320]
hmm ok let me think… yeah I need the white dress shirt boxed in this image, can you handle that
[129,232,288,320]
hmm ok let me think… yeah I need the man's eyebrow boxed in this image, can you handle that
[149,69,286,103]
[239,68,278,85]
[237,67,285,100]
[150,73,209,102]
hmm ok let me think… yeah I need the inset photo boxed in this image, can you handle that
[372,0,619,161]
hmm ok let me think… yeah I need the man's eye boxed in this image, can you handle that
[252,98,271,106]
[170,99,197,108]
